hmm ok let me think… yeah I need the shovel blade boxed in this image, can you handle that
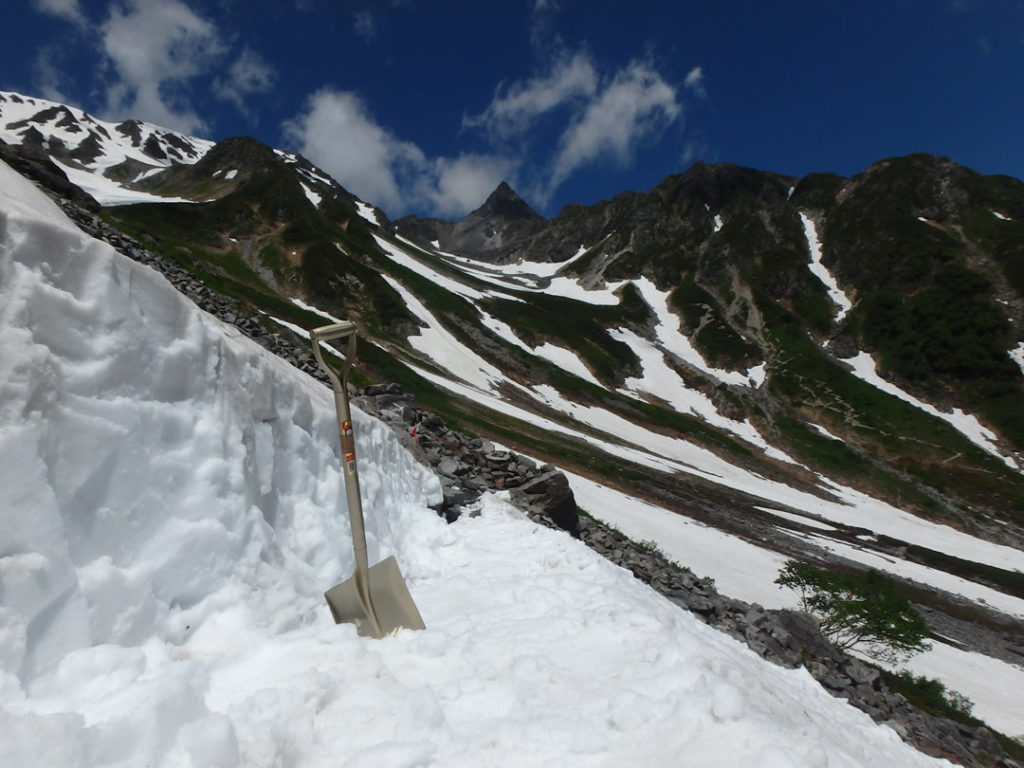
[324,556,425,638]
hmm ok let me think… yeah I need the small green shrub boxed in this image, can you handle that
[776,560,930,663]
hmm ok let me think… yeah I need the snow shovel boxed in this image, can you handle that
[310,321,425,638]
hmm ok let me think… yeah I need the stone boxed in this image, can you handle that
[508,470,579,535]
[437,457,460,476]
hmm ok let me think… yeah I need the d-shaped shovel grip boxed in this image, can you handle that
[310,321,357,393]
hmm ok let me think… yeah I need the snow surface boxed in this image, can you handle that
[379,286,1024,595]
[0,92,214,207]
[631,277,757,387]
[567,473,1024,738]
[355,201,381,227]
[800,212,852,322]
[290,297,343,324]
[300,182,322,208]
[609,325,787,458]
[380,275,508,393]
[897,642,1024,738]
[477,310,533,352]
[374,235,491,302]
[531,342,601,385]
[0,92,213,172]
[51,159,198,207]
[845,352,1017,469]
[568,474,799,610]
[0,159,958,766]
[1010,342,1024,376]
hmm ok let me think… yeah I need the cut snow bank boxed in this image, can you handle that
[0,160,951,767]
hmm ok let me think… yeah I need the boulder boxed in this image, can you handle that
[508,470,579,535]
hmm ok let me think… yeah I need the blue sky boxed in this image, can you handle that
[3,0,1023,219]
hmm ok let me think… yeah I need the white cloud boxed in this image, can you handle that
[99,0,225,134]
[464,51,597,140]
[545,60,681,199]
[684,66,706,97]
[284,88,516,218]
[464,47,684,207]
[215,48,277,117]
[419,154,518,218]
[32,0,86,26]
[283,88,427,214]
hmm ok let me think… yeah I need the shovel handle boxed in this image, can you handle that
[310,322,357,392]
[310,321,372,596]
[310,321,356,343]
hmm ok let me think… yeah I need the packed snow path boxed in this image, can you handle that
[0,160,952,766]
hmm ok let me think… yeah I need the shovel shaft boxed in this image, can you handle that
[310,324,371,594]
[310,321,425,638]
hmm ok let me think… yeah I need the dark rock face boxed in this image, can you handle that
[0,140,100,210]
[508,470,579,534]
[115,120,144,145]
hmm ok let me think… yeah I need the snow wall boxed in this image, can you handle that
[0,160,442,760]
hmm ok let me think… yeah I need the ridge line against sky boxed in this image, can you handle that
[5,0,1024,219]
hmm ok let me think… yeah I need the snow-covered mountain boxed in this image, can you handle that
[0,157,966,767]
[3,90,1024,757]
[0,91,213,205]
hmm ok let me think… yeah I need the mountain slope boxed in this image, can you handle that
[0,157,963,768]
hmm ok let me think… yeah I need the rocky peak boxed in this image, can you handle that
[477,180,541,216]
[439,182,547,262]
[393,181,546,262]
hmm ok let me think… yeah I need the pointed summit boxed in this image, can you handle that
[471,181,543,223]
[447,182,546,261]
[489,180,516,199]
[391,181,545,261]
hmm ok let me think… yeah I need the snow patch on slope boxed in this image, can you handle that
[571,471,1024,737]
[380,275,506,393]
[846,352,1016,469]
[355,200,381,226]
[533,343,602,385]
[374,234,491,301]
[632,277,758,387]
[299,182,322,207]
[52,158,197,206]
[1010,342,1024,376]
[800,212,852,322]
[0,91,214,206]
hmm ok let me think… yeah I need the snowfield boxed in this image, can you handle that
[0,91,214,207]
[0,160,962,766]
